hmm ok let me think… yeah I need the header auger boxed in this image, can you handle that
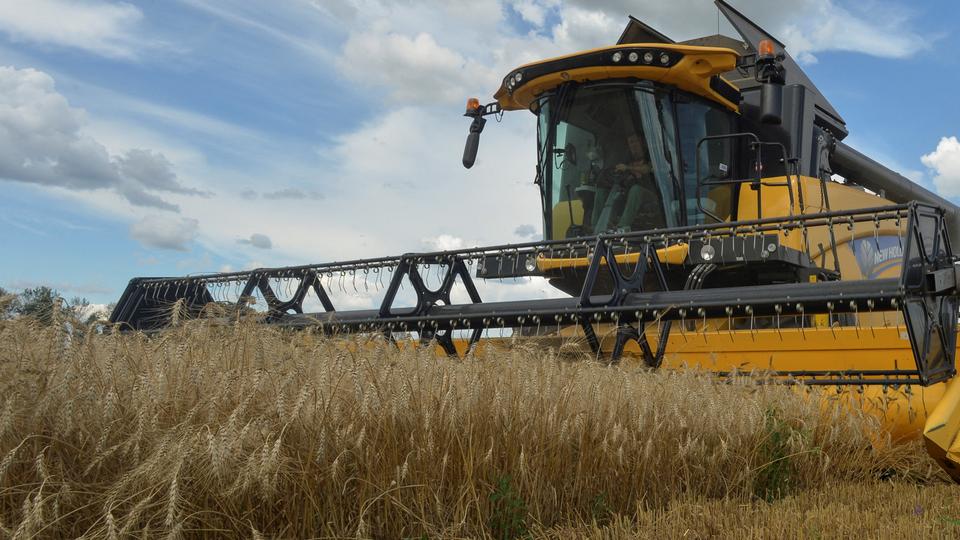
[111,1,960,480]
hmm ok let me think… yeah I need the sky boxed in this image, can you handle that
[1,0,960,310]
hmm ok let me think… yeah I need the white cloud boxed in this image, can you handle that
[514,224,538,238]
[238,233,273,249]
[0,66,204,211]
[562,0,925,64]
[466,276,569,303]
[422,234,467,251]
[332,106,457,179]
[129,215,199,251]
[115,149,206,196]
[922,137,960,198]
[509,0,559,27]
[261,188,325,200]
[89,86,267,145]
[179,0,336,63]
[776,1,925,63]
[0,0,145,59]
[241,188,324,200]
[316,0,507,36]
[330,2,621,106]
[330,0,927,114]
[145,101,543,273]
[547,5,621,52]
[337,24,498,105]
[325,105,541,248]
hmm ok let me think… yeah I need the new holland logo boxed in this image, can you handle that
[850,235,903,279]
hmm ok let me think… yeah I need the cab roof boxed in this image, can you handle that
[493,43,741,113]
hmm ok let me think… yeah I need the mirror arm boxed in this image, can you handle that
[466,101,503,118]
[469,114,487,133]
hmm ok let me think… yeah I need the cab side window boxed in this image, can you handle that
[677,100,735,224]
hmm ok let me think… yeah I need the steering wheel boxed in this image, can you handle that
[597,166,639,189]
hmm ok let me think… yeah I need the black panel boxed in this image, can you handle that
[709,75,741,105]
[617,16,674,44]
[714,0,847,138]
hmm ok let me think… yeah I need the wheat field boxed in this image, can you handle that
[0,312,955,538]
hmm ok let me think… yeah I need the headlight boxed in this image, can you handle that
[524,256,537,273]
[660,53,670,65]
[642,51,654,64]
[627,51,639,63]
[700,244,716,262]
[611,51,623,63]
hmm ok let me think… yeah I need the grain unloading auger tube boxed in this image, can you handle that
[111,202,959,387]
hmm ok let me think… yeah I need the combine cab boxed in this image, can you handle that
[111,1,960,480]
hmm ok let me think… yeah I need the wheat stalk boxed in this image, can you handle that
[0,317,948,538]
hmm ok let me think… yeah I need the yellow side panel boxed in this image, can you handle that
[924,376,960,482]
[551,200,584,240]
[737,176,903,285]
[580,324,948,440]
[537,242,689,272]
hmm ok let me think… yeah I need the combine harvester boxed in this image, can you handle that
[111,2,960,480]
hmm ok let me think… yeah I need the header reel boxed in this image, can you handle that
[111,202,959,387]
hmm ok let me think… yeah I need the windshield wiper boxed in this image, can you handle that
[655,94,683,206]
[535,83,576,187]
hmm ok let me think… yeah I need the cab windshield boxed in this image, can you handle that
[537,81,735,239]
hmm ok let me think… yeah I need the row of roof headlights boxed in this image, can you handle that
[504,49,676,92]
[612,50,672,65]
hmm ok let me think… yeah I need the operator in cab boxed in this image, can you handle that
[590,133,661,233]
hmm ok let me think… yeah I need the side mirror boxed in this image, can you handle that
[755,39,785,125]
[760,81,783,125]
[462,98,488,169]
[462,118,484,169]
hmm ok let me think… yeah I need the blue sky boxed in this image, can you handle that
[1,0,959,309]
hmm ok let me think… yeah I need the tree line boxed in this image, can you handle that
[0,286,113,325]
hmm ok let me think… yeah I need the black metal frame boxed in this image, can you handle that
[578,238,671,365]
[110,203,958,387]
[239,271,335,321]
[378,254,483,355]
